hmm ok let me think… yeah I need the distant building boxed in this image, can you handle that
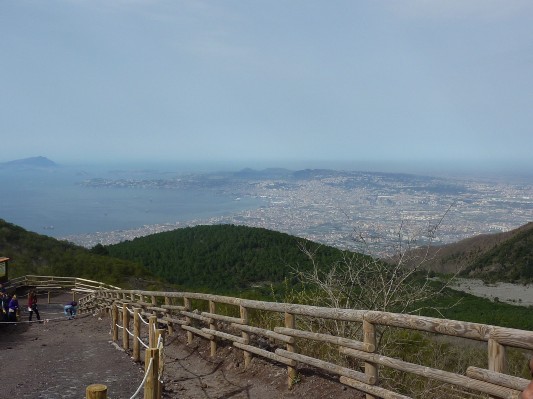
[0,257,10,284]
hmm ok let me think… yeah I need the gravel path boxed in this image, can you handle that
[451,278,533,306]
[0,294,145,398]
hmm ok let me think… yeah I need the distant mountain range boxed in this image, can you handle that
[0,156,58,169]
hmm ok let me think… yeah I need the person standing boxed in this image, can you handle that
[8,294,19,322]
[0,292,8,321]
[64,301,77,319]
[28,290,41,322]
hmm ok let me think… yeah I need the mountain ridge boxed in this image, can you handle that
[414,222,533,282]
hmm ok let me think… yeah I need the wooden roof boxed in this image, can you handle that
[0,257,10,262]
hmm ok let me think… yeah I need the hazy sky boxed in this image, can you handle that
[1,1,532,172]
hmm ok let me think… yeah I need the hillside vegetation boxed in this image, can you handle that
[2,218,533,330]
[105,224,355,292]
[415,222,533,283]
[461,222,533,282]
[0,219,150,287]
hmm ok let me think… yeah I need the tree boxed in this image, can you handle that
[278,207,469,397]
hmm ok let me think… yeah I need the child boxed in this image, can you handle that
[64,301,78,320]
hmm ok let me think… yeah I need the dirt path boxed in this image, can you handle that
[1,293,364,398]
[160,330,363,399]
[0,296,145,398]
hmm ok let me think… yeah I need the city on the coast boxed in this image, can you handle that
[64,169,533,253]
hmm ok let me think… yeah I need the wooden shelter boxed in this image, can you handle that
[0,257,10,284]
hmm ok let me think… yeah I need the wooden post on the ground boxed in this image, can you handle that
[151,295,157,314]
[144,348,160,399]
[122,303,130,351]
[363,319,378,399]
[209,300,217,357]
[488,338,506,399]
[133,307,141,362]
[149,315,157,348]
[240,305,252,368]
[47,290,51,304]
[86,383,107,399]
[106,292,112,315]
[156,328,166,396]
[164,296,173,335]
[285,312,297,388]
[183,297,193,344]
[112,302,118,342]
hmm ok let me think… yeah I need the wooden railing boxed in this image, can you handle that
[8,274,120,292]
[7,276,531,398]
[79,287,533,399]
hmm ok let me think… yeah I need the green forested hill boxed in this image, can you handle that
[407,222,533,283]
[0,219,150,287]
[106,224,349,291]
[460,222,533,282]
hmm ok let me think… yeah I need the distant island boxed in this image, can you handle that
[0,156,58,169]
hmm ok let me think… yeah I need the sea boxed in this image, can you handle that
[0,163,262,241]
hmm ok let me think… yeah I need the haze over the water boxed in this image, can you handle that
[1,1,532,174]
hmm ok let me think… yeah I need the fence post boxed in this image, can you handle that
[86,384,107,399]
[183,297,193,344]
[164,296,173,335]
[151,295,157,314]
[144,348,160,399]
[156,328,166,397]
[122,303,130,351]
[209,300,217,357]
[149,315,157,348]
[112,302,118,342]
[488,338,506,399]
[106,292,112,315]
[240,305,252,368]
[285,311,297,388]
[133,307,141,362]
[363,319,378,399]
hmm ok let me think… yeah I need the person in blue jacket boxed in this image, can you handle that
[64,301,78,319]
[8,294,19,322]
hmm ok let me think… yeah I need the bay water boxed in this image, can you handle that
[0,165,261,239]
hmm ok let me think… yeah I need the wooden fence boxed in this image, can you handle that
[8,276,532,398]
[79,287,533,399]
[7,274,120,302]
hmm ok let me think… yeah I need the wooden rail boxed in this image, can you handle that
[8,276,531,398]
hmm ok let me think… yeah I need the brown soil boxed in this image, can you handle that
[1,293,364,398]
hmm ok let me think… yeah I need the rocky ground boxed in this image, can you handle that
[1,293,364,399]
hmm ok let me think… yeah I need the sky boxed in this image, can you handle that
[1,0,532,174]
